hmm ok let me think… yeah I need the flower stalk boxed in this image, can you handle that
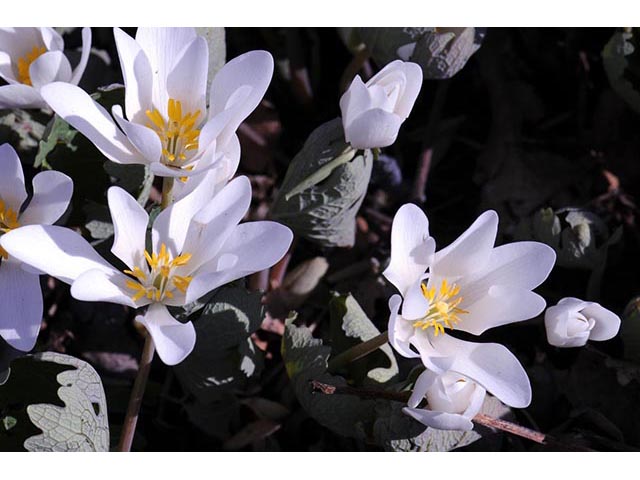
[118,175,173,452]
[327,331,389,373]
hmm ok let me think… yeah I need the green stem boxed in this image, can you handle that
[327,331,389,373]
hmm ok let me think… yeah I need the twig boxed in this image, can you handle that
[327,331,389,373]
[412,148,432,203]
[310,380,547,445]
[339,48,371,94]
[117,334,155,451]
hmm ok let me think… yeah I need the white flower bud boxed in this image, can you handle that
[544,297,621,348]
[339,60,422,149]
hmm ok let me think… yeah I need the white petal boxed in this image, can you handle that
[462,384,487,419]
[0,51,16,83]
[457,286,547,335]
[39,27,63,51]
[344,109,403,149]
[19,170,72,225]
[39,82,144,165]
[135,27,197,114]
[0,84,45,109]
[401,279,430,320]
[180,176,252,272]
[136,303,195,366]
[388,294,419,358]
[166,36,208,116]
[108,187,149,270]
[71,268,145,308]
[402,407,474,431]
[0,261,42,352]
[112,104,159,163]
[426,333,531,409]
[581,303,621,342]
[208,50,274,147]
[432,210,498,278]
[339,75,372,128]
[113,27,153,123]
[0,28,42,59]
[70,27,92,86]
[0,225,116,284]
[29,51,72,89]
[407,369,437,408]
[186,221,293,303]
[0,143,27,210]
[383,203,434,296]
[544,298,589,347]
[392,62,422,119]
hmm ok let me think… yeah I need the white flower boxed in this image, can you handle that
[339,60,422,150]
[0,143,73,351]
[382,204,556,406]
[1,175,293,365]
[544,297,621,348]
[39,27,272,187]
[0,27,91,110]
[403,369,486,431]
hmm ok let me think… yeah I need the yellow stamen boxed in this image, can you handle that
[0,197,22,260]
[413,279,469,336]
[145,98,202,173]
[123,243,193,303]
[16,45,47,86]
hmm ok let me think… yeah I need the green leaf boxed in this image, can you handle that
[173,285,264,403]
[23,352,109,452]
[272,118,373,248]
[329,293,398,385]
[358,27,485,79]
[603,28,640,114]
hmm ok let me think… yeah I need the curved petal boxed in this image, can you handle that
[388,294,419,358]
[39,82,144,165]
[167,36,208,116]
[135,27,197,115]
[136,303,195,366]
[582,303,621,342]
[186,221,293,303]
[426,333,531,409]
[462,384,487,419]
[383,203,434,297]
[180,176,252,273]
[208,50,274,147]
[402,407,474,431]
[339,75,371,127]
[0,261,42,352]
[0,51,16,83]
[407,369,437,408]
[113,27,153,123]
[108,187,149,270]
[401,278,430,320]
[0,143,27,211]
[344,108,403,149]
[457,286,547,335]
[39,27,63,51]
[0,225,116,284]
[29,50,72,89]
[71,268,145,308]
[0,83,45,109]
[19,170,73,226]
[112,105,160,163]
[393,62,422,119]
[432,210,498,278]
[70,27,92,85]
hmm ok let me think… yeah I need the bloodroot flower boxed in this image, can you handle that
[0,144,73,351]
[544,297,621,348]
[1,176,293,365]
[0,27,91,109]
[339,60,422,150]
[40,27,273,186]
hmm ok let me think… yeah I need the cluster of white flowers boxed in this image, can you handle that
[0,28,292,365]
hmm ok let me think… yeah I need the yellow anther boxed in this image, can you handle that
[413,279,468,335]
[16,45,47,86]
[145,98,201,172]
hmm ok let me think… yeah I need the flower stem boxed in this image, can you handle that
[117,333,155,452]
[327,331,389,373]
[117,176,174,452]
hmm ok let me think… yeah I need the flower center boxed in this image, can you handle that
[145,98,201,177]
[412,279,468,336]
[17,45,47,86]
[0,197,21,260]
[124,243,193,302]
